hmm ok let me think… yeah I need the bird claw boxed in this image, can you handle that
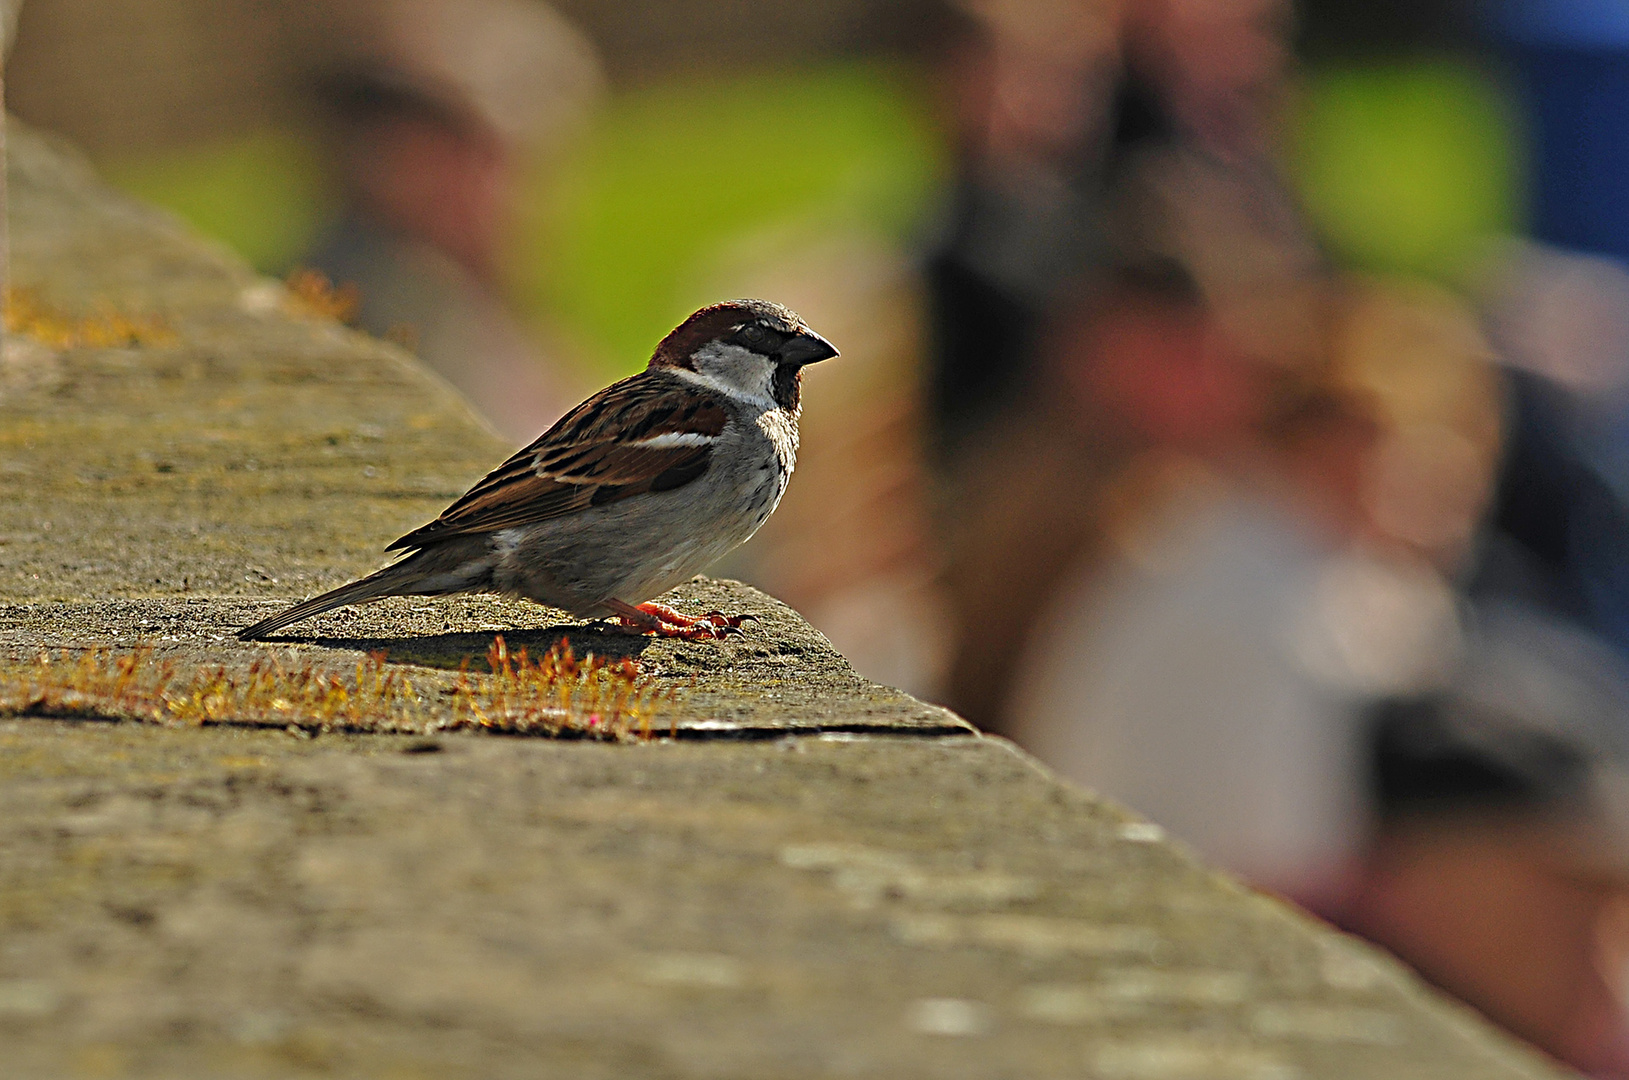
[674,622,733,641]
[610,601,757,641]
[672,612,755,639]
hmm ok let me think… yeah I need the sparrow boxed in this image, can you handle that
[237,299,837,642]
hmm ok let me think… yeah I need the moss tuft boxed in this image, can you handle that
[0,637,677,741]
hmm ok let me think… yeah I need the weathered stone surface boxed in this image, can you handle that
[0,121,959,736]
[0,720,1564,1080]
[2,125,503,606]
[0,582,969,736]
[0,121,1575,1078]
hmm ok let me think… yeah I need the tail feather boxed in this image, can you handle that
[237,567,410,641]
[238,537,498,641]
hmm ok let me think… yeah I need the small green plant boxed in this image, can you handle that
[0,637,676,740]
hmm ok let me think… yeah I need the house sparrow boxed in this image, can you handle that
[238,299,837,641]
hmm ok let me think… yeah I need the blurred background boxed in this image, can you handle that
[9,0,1629,1072]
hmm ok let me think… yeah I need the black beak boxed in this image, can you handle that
[776,330,839,366]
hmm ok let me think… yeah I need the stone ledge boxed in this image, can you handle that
[2,119,507,608]
[0,719,1566,1080]
[0,578,971,737]
[0,120,1578,1078]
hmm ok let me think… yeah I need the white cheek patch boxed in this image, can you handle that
[676,345,778,409]
[633,431,716,449]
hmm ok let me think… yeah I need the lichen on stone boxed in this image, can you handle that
[4,285,175,349]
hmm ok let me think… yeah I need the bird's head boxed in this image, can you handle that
[650,299,838,411]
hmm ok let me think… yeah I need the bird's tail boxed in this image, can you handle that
[238,538,496,641]
[237,564,416,641]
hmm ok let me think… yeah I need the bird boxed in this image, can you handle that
[237,299,837,642]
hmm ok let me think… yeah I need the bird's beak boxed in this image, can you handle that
[776,330,839,366]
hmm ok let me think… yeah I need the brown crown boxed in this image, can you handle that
[648,299,805,369]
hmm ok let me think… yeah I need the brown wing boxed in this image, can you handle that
[388,372,729,551]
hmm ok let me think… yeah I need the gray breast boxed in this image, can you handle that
[492,399,799,613]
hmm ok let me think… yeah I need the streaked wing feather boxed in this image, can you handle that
[388,374,728,550]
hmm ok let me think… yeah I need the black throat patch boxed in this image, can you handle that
[771,362,803,412]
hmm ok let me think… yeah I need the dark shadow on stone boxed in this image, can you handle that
[293,624,654,671]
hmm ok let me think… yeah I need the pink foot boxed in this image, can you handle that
[606,599,757,640]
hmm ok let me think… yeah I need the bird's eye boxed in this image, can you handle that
[739,324,766,345]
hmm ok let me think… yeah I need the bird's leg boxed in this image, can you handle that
[631,601,706,628]
[605,598,756,640]
[641,602,758,631]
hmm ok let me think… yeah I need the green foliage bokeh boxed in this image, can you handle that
[511,62,945,378]
[98,62,945,383]
[1289,59,1523,281]
[101,129,333,274]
